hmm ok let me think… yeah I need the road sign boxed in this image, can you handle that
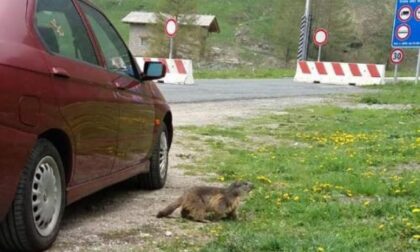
[392,1,420,48]
[165,18,178,38]
[313,28,329,47]
[165,18,178,59]
[313,28,328,62]
[390,49,404,64]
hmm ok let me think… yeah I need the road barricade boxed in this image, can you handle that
[136,57,194,85]
[294,61,385,86]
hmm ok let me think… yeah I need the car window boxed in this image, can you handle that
[35,0,98,65]
[79,1,138,79]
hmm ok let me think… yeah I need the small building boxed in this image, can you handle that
[122,11,220,56]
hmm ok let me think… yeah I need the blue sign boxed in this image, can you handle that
[391,0,420,48]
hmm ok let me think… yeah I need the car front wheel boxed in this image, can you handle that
[137,124,169,190]
[0,139,65,252]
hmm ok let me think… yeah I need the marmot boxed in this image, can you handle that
[156,181,253,222]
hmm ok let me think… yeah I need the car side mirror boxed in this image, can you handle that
[142,62,166,81]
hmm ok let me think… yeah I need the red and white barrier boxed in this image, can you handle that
[136,57,194,85]
[294,61,385,86]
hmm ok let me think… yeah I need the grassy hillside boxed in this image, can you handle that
[91,0,417,73]
[92,0,275,43]
[91,0,155,41]
[92,0,279,67]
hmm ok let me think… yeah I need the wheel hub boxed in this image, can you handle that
[159,132,168,179]
[31,156,62,237]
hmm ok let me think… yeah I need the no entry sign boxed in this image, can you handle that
[313,28,329,47]
[165,18,178,38]
[390,49,405,64]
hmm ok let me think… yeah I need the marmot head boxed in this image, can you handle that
[228,181,254,196]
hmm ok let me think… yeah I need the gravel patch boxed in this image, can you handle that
[48,95,345,251]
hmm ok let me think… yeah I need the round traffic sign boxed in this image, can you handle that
[165,18,178,38]
[415,6,420,21]
[396,24,410,41]
[398,5,412,22]
[313,28,329,47]
[390,49,404,65]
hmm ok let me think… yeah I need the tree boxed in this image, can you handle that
[147,0,207,60]
[353,0,394,64]
[270,0,305,67]
[310,0,356,62]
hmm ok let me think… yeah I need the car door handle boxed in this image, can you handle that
[51,67,70,79]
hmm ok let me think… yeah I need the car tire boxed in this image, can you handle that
[137,124,169,190]
[0,139,65,252]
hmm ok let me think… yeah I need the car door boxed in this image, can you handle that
[35,0,119,184]
[78,1,155,171]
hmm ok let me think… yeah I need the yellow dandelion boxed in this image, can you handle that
[218,176,225,182]
[293,196,300,201]
[363,201,370,207]
[413,235,420,240]
[257,176,272,184]
[378,224,385,230]
[317,247,325,252]
[412,208,420,214]
[323,195,331,201]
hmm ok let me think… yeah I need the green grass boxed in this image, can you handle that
[92,0,290,77]
[92,0,156,41]
[175,86,420,251]
[195,68,294,79]
[92,0,276,45]
[359,82,420,105]
[385,70,418,78]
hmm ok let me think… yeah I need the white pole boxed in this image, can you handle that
[169,37,173,59]
[416,49,420,85]
[317,45,322,62]
[394,64,399,83]
[305,0,311,17]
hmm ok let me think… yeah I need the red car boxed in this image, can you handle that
[0,0,173,251]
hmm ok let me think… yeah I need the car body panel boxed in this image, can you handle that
[113,75,155,172]
[48,55,120,185]
[0,0,172,221]
[0,124,37,220]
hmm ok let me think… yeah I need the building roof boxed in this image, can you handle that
[122,11,220,33]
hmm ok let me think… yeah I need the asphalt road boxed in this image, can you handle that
[159,79,366,104]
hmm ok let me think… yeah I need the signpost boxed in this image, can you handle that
[165,18,178,59]
[313,28,328,62]
[392,1,420,84]
[390,48,405,82]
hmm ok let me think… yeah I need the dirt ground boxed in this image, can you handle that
[48,96,333,252]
